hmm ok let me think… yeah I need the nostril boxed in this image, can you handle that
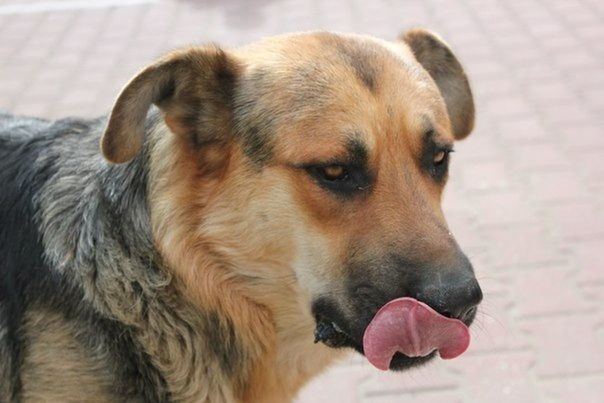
[460,306,477,322]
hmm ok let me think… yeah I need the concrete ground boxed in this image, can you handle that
[1,0,603,402]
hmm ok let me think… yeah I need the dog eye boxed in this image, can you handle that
[426,147,453,182]
[433,150,450,166]
[305,164,370,196]
[320,165,348,181]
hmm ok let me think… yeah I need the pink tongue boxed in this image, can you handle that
[362,297,470,370]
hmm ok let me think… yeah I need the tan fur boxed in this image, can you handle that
[20,310,116,403]
[148,124,343,402]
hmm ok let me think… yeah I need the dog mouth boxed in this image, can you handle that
[314,297,475,371]
[313,317,437,371]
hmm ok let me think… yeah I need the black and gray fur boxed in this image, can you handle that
[0,110,240,402]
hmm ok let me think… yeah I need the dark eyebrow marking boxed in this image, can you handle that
[345,137,369,166]
[425,128,454,150]
[291,135,369,169]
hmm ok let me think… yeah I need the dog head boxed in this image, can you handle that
[101,29,482,371]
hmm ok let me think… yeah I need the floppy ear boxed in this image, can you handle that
[101,46,241,164]
[401,29,475,140]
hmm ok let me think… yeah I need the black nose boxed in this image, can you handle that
[412,271,483,322]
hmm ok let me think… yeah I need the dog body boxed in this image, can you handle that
[0,30,481,402]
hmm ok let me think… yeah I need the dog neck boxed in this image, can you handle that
[146,118,345,401]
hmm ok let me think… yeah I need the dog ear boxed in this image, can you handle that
[401,29,475,140]
[101,46,241,164]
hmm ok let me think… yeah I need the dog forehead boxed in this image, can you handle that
[236,31,426,91]
[232,32,449,162]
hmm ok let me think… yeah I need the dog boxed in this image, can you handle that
[0,29,482,402]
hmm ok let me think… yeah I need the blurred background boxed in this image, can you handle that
[1,0,603,402]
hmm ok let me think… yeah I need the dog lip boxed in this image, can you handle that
[331,321,344,334]
[313,318,356,348]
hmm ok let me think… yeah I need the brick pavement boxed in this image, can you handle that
[0,0,603,402]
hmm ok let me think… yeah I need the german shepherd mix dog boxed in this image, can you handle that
[0,29,482,402]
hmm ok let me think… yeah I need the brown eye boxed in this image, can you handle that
[305,163,370,196]
[322,165,348,181]
[434,150,448,165]
[432,149,453,167]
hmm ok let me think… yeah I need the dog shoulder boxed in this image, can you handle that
[0,113,169,402]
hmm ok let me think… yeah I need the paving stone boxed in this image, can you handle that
[480,224,565,269]
[518,313,604,377]
[540,374,604,403]
[361,389,462,403]
[359,362,457,397]
[564,239,604,284]
[450,350,541,403]
[509,266,595,318]
[470,292,533,352]
[546,202,604,241]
